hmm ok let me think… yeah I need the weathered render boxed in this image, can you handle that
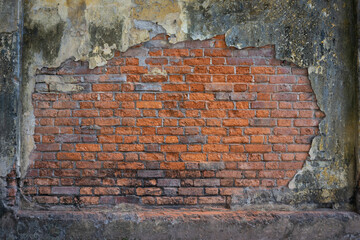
[0,0,21,215]
[0,0,359,238]
[19,0,358,208]
[2,209,360,240]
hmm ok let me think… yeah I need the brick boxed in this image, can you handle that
[223,119,248,126]
[156,197,184,205]
[145,58,168,65]
[142,75,167,83]
[186,75,211,83]
[158,127,183,135]
[294,119,319,127]
[161,145,187,152]
[73,110,99,117]
[94,187,120,195]
[137,101,162,109]
[203,144,228,152]
[137,118,162,126]
[245,145,272,153]
[35,127,59,134]
[205,83,233,92]
[160,162,186,170]
[57,152,82,161]
[75,144,101,152]
[202,127,226,135]
[35,178,59,186]
[181,153,207,162]
[163,49,189,57]
[54,118,79,126]
[251,102,277,109]
[198,196,225,204]
[287,144,311,152]
[268,136,294,143]
[184,58,210,65]
[138,170,165,178]
[121,66,148,74]
[36,144,60,152]
[118,163,144,170]
[54,170,80,177]
[222,136,249,144]
[194,179,220,186]
[157,179,181,187]
[209,66,234,74]
[79,197,99,205]
[52,187,79,195]
[118,144,144,152]
[34,196,59,204]
[235,179,260,187]
[204,49,231,57]
[178,188,203,196]
[252,66,276,74]
[180,101,206,109]
[238,162,264,170]
[53,101,77,109]
[76,161,101,169]
[92,84,120,92]
[208,101,234,109]
[98,153,124,161]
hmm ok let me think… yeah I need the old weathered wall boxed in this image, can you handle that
[0,0,22,213]
[15,0,357,210]
[19,36,324,207]
[0,0,358,238]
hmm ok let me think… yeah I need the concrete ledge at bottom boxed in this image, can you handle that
[1,208,360,240]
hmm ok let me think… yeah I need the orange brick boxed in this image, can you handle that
[92,84,120,92]
[163,49,189,57]
[181,153,207,162]
[57,152,82,161]
[137,101,162,109]
[75,144,101,152]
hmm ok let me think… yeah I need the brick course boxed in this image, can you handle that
[23,34,323,206]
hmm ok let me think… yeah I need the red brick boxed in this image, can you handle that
[98,153,124,161]
[204,49,231,57]
[235,179,260,187]
[160,162,185,170]
[252,66,276,74]
[163,49,189,57]
[178,188,203,196]
[208,101,234,109]
[137,118,162,126]
[92,84,120,92]
[142,75,167,82]
[137,101,162,109]
[184,58,210,65]
[251,102,277,109]
[75,144,101,152]
[223,119,248,126]
[57,152,81,161]
[209,66,234,74]
[181,153,207,162]
[121,66,148,74]
[202,127,226,136]
[136,187,162,196]
[34,196,59,204]
[79,196,99,205]
[161,145,187,152]
[245,145,272,153]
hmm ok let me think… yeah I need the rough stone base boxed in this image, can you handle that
[1,207,360,239]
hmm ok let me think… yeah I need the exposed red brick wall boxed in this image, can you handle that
[21,34,323,206]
